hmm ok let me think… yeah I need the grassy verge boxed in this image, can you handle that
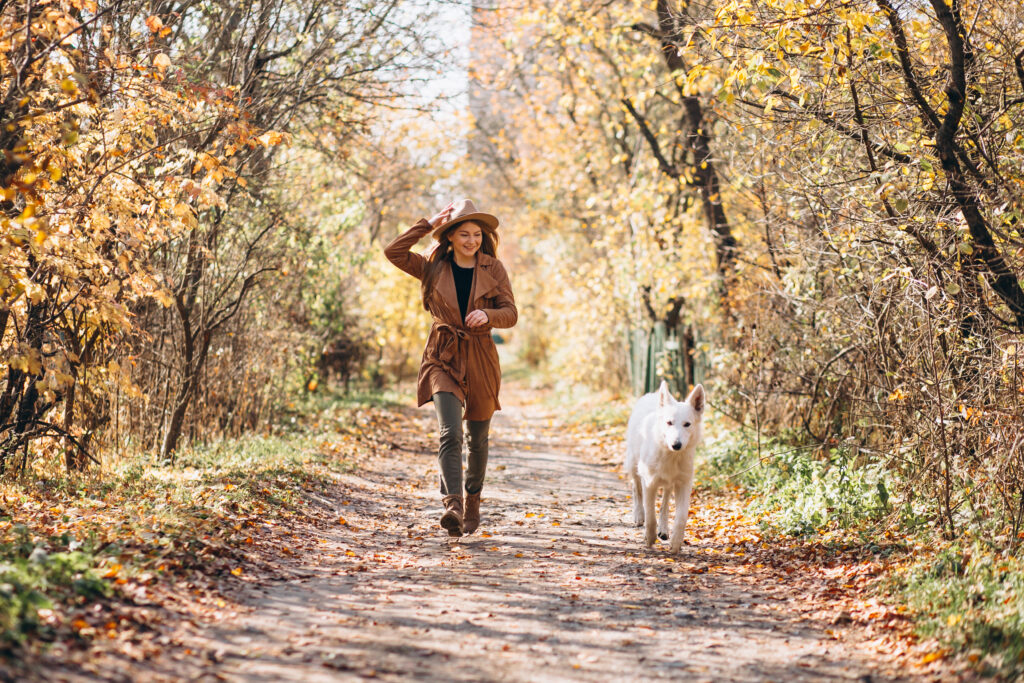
[889,545,1024,677]
[533,383,631,469]
[699,429,892,542]
[700,426,1024,676]
[0,386,413,660]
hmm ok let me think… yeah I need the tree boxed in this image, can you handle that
[0,0,444,468]
[629,0,739,292]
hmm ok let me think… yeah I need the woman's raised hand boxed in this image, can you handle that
[429,202,455,228]
[465,310,489,328]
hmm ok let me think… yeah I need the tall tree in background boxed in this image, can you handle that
[467,0,733,389]
[628,0,738,291]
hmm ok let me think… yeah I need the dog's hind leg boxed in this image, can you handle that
[657,487,671,541]
[669,481,693,553]
[643,481,659,547]
[631,474,644,527]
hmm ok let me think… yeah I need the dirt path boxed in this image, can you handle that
[47,395,957,682]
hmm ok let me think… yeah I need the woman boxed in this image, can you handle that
[383,199,518,537]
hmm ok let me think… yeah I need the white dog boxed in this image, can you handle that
[625,380,705,552]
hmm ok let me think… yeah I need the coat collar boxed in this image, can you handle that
[434,253,500,324]
[470,252,499,301]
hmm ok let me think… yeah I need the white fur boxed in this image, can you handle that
[624,381,705,552]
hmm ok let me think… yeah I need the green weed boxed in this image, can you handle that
[0,524,109,649]
[700,431,890,537]
[892,545,1024,677]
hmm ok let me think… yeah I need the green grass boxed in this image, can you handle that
[0,526,109,650]
[699,429,891,539]
[282,383,411,419]
[557,399,631,431]
[890,545,1024,676]
[532,376,631,430]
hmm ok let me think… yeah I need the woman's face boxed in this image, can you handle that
[449,221,483,261]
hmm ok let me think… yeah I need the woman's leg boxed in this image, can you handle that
[432,392,464,495]
[464,419,491,495]
[463,419,490,534]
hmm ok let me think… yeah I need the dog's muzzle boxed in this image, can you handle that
[670,442,683,451]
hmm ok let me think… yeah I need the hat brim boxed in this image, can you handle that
[430,212,499,241]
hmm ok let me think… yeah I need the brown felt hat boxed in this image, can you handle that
[430,198,499,241]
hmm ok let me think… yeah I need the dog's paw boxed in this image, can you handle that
[669,535,689,553]
[632,518,644,528]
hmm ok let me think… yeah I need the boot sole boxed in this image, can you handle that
[440,512,463,537]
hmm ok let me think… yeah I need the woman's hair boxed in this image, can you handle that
[421,220,498,310]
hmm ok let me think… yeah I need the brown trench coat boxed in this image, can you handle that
[384,219,518,421]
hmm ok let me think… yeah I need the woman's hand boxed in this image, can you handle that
[429,202,455,228]
[465,310,489,328]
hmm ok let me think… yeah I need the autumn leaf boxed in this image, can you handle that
[258,131,285,147]
[917,650,948,666]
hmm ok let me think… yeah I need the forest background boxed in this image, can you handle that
[2,0,1024,675]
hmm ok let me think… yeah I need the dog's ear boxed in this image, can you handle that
[686,384,705,414]
[658,380,673,407]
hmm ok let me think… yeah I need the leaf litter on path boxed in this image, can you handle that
[38,384,966,681]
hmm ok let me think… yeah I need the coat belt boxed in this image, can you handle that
[429,322,489,394]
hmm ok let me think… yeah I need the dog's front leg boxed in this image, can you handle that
[669,481,692,553]
[657,487,671,541]
[631,474,645,527]
[643,481,659,547]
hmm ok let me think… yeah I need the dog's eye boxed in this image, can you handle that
[683,422,691,428]
[666,420,673,426]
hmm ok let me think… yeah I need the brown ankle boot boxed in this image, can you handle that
[440,494,464,537]
[463,492,481,534]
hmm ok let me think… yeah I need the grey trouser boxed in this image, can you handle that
[433,392,490,496]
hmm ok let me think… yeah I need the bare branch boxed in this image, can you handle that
[621,97,680,178]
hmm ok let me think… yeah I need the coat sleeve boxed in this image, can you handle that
[383,218,434,280]
[483,261,518,329]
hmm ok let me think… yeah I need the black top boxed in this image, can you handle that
[451,261,474,321]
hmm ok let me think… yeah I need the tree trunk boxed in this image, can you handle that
[632,0,740,295]
[160,329,211,462]
[160,380,193,463]
[926,0,1024,328]
[161,227,204,462]
[63,379,78,472]
[2,296,45,470]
